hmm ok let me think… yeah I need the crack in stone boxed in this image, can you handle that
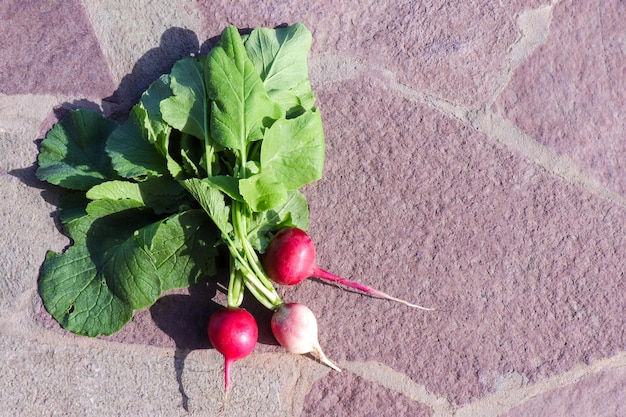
[342,352,626,417]
[468,110,626,211]
[486,2,557,109]
[342,360,454,417]
[367,70,626,212]
[454,351,626,417]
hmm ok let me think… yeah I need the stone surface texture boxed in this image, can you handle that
[1,0,625,416]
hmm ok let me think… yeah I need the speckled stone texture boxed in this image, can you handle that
[501,366,626,417]
[1,0,625,416]
[299,76,626,407]
[0,0,115,97]
[495,0,626,195]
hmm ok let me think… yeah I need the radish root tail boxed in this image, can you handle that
[312,267,435,311]
[311,343,341,372]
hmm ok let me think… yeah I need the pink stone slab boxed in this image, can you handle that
[192,0,518,107]
[495,0,626,195]
[302,371,434,417]
[0,0,115,97]
[502,367,626,417]
[290,76,626,406]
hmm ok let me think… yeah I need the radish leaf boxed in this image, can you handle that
[239,170,288,212]
[160,58,208,141]
[39,200,217,337]
[206,26,282,152]
[86,177,194,214]
[260,109,325,190]
[36,109,117,190]
[245,23,315,116]
[105,105,169,179]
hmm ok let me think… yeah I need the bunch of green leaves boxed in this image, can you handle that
[36,24,324,337]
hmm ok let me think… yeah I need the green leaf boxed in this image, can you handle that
[86,181,144,202]
[39,245,133,337]
[138,74,173,146]
[205,175,242,202]
[239,170,288,212]
[142,210,219,290]
[179,133,205,177]
[206,26,282,152]
[136,76,182,179]
[245,23,316,114]
[247,190,309,251]
[180,178,233,237]
[86,177,194,214]
[87,214,161,310]
[36,109,117,190]
[39,201,217,337]
[84,193,148,217]
[260,109,325,190]
[105,105,169,179]
[160,58,208,140]
[57,193,90,237]
[39,199,158,336]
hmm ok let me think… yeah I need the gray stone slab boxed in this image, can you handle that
[0,102,68,313]
[81,0,205,116]
[0,333,328,416]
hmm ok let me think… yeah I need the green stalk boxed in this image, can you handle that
[214,210,282,308]
[241,238,276,291]
[227,258,244,308]
[243,276,283,310]
[232,201,260,281]
[231,199,283,306]
[203,104,213,177]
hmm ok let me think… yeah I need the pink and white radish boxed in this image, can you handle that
[271,302,341,371]
[263,227,433,310]
[207,307,258,393]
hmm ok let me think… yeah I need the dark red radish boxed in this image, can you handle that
[271,302,341,371]
[207,307,258,394]
[263,227,433,310]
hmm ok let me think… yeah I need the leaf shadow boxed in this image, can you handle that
[102,27,222,121]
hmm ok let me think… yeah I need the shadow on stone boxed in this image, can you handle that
[149,268,280,410]
[103,26,211,120]
[8,147,69,234]
[13,24,249,197]
[150,278,222,411]
[51,98,107,121]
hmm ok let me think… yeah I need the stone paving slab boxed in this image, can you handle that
[1,1,625,416]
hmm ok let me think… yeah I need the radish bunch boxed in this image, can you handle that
[208,226,433,395]
[33,21,433,405]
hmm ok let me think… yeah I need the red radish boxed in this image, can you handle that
[271,302,341,371]
[263,227,433,310]
[207,307,258,393]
